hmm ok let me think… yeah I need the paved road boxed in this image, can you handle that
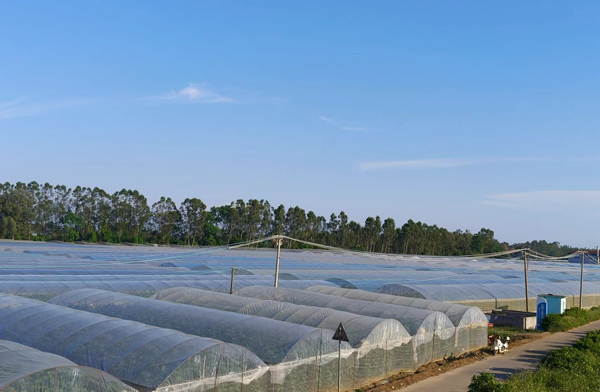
[402,319,600,392]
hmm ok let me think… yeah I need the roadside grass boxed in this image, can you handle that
[488,326,543,337]
[469,329,600,392]
[541,306,600,332]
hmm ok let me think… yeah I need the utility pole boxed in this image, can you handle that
[580,251,585,309]
[523,250,529,312]
[230,267,238,294]
[274,236,283,288]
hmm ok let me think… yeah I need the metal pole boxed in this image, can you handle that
[274,236,282,288]
[230,267,237,294]
[524,250,529,312]
[580,252,585,308]
[337,339,341,392]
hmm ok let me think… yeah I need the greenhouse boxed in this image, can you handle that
[0,293,267,392]
[152,287,414,384]
[306,285,488,353]
[50,289,356,392]
[0,339,135,392]
[233,286,457,365]
[0,278,336,301]
[376,281,600,311]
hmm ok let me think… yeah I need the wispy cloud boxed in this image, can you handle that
[319,116,371,132]
[484,191,600,210]
[359,157,546,172]
[151,83,235,103]
[361,158,474,171]
[0,98,88,119]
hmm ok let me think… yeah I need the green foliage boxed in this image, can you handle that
[1,216,17,239]
[469,372,511,392]
[470,234,484,254]
[541,307,600,332]
[511,240,578,257]
[0,180,563,254]
[488,326,543,338]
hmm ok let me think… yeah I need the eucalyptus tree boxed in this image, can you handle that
[179,198,207,246]
[381,218,396,253]
[150,197,179,244]
[271,204,285,236]
[0,180,513,255]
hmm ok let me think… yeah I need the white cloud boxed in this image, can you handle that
[482,190,600,214]
[0,98,88,119]
[359,157,547,172]
[484,191,600,210]
[319,116,370,132]
[155,83,234,103]
[360,158,474,171]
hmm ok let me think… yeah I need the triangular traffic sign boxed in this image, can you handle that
[332,322,349,342]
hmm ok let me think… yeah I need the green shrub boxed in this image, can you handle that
[541,347,596,373]
[468,372,511,392]
[541,307,600,332]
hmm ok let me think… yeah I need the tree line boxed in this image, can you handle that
[0,181,578,256]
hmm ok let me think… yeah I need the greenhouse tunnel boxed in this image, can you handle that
[152,287,414,384]
[50,289,358,392]
[0,339,136,392]
[0,294,267,392]
[0,278,337,302]
[374,282,600,312]
[306,285,488,353]
[233,286,457,366]
[50,288,348,364]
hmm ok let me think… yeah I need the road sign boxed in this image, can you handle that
[333,322,349,342]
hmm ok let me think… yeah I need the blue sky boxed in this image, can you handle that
[1,1,599,247]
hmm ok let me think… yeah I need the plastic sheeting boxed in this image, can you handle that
[151,287,414,385]
[50,288,347,365]
[0,278,336,301]
[377,281,600,311]
[0,339,135,392]
[233,286,457,366]
[306,285,488,353]
[0,293,266,392]
[152,287,410,349]
[50,289,358,392]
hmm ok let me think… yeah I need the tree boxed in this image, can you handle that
[0,179,546,256]
[470,234,484,254]
[381,218,396,253]
[2,217,17,240]
[272,204,285,236]
[150,197,179,244]
[179,198,207,246]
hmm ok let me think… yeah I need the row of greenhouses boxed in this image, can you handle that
[0,287,487,392]
[2,240,599,391]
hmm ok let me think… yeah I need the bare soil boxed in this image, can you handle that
[355,332,547,392]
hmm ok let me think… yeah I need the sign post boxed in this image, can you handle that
[332,322,349,392]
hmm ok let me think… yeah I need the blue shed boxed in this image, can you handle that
[538,294,567,314]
